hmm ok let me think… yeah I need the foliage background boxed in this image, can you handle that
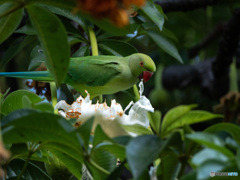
[0,0,240,180]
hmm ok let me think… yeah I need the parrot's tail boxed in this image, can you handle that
[0,71,54,81]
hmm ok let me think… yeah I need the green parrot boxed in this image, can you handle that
[0,53,156,98]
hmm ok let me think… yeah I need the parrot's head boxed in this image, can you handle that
[129,53,156,82]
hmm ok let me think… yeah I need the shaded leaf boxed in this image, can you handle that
[99,40,138,56]
[27,5,70,85]
[7,159,52,180]
[76,117,94,150]
[140,1,164,31]
[2,110,81,148]
[126,135,162,179]
[147,30,183,63]
[186,133,234,158]
[0,35,37,69]
[191,148,229,167]
[157,151,181,180]
[44,147,82,179]
[91,147,117,173]
[0,3,23,44]
[205,123,240,144]
[15,20,36,35]
[72,46,90,57]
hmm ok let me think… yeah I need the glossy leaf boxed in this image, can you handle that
[0,3,23,44]
[147,30,183,63]
[27,5,70,85]
[7,159,52,180]
[1,90,43,115]
[122,124,153,136]
[98,40,138,56]
[126,135,162,179]
[191,148,229,167]
[161,104,197,137]
[205,123,240,144]
[148,110,161,135]
[162,110,222,137]
[186,133,234,158]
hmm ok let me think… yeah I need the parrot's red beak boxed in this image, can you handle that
[142,71,153,83]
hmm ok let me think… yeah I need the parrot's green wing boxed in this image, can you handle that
[67,56,123,86]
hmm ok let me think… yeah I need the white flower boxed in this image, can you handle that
[55,81,154,137]
[149,166,158,180]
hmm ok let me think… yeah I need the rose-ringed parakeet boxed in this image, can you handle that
[0,53,156,98]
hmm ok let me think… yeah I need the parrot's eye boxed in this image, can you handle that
[139,61,144,67]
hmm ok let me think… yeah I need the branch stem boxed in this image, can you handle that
[50,82,58,114]
[88,27,102,102]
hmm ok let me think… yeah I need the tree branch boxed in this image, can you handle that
[162,8,240,99]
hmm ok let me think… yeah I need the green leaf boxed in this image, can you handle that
[93,125,112,147]
[123,124,153,136]
[96,143,126,161]
[140,1,164,31]
[91,146,117,173]
[191,148,229,167]
[15,20,36,35]
[72,46,90,57]
[27,5,70,85]
[7,159,52,180]
[126,135,162,179]
[44,148,82,179]
[148,111,161,135]
[0,0,76,9]
[34,102,54,113]
[0,3,23,44]
[157,151,181,180]
[237,148,240,170]
[2,109,84,178]
[186,133,235,158]
[76,117,94,150]
[98,40,138,56]
[162,110,222,137]
[92,126,126,161]
[2,110,81,148]
[161,104,197,137]
[205,123,240,144]
[197,160,226,180]
[147,30,183,63]
[1,90,43,115]
[47,6,87,32]
[0,35,37,69]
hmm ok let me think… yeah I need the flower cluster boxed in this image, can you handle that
[74,0,145,27]
[55,81,154,137]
